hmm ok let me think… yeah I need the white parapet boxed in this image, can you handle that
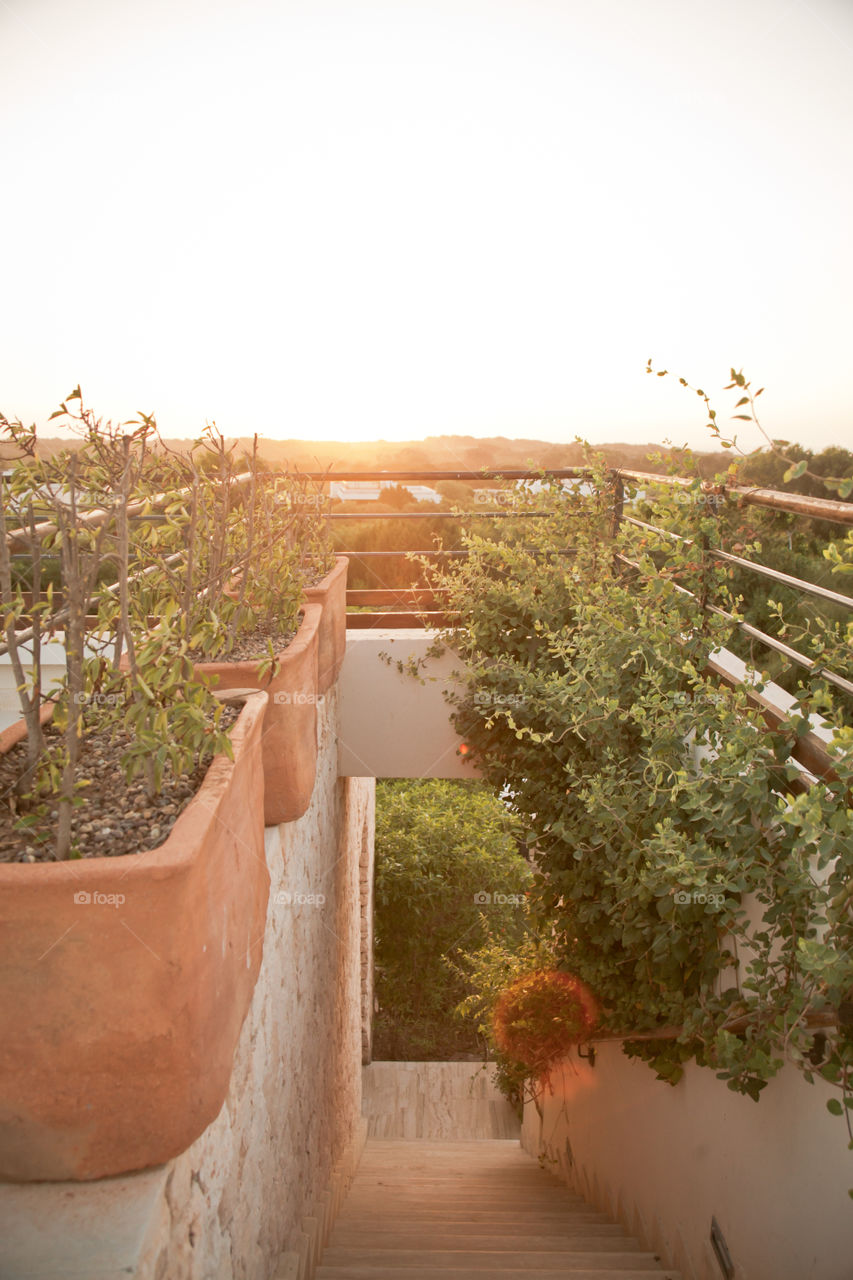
[337,629,480,780]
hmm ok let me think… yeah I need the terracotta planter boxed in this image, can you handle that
[0,693,270,1182]
[194,603,322,825]
[304,555,348,693]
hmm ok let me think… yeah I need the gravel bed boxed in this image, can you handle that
[0,704,241,863]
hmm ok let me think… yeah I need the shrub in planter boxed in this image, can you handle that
[0,395,329,1177]
[0,401,236,860]
[0,690,270,1180]
[126,427,336,823]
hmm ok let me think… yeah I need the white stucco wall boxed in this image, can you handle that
[337,629,480,779]
[522,1044,853,1280]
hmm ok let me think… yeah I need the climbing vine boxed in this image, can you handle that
[427,459,853,1161]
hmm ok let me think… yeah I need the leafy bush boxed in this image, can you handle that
[0,390,332,857]
[426,461,853,1138]
[373,778,532,1060]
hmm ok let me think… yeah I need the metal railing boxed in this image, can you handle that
[313,466,853,619]
[320,465,853,786]
[4,462,851,781]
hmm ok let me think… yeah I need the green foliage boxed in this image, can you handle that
[427,464,853,1145]
[0,390,332,855]
[373,779,532,1059]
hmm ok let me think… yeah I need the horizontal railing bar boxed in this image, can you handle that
[327,510,557,519]
[727,484,853,526]
[291,467,853,524]
[337,547,579,558]
[347,589,448,604]
[0,552,186,658]
[712,548,853,609]
[617,552,844,785]
[623,516,853,610]
[705,655,842,786]
[335,549,469,557]
[345,611,456,629]
[295,469,590,481]
[619,471,853,523]
[3,471,254,551]
[614,552,853,698]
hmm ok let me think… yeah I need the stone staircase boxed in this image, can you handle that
[315,1138,682,1279]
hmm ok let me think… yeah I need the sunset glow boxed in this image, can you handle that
[2,0,852,451]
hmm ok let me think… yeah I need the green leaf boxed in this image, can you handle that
[826,1097,844,1116]
[783,461,808,482]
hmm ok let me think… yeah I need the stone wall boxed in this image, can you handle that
[358,797,376,1065]
[137,690,374,1279]
[363,1062,520,1139]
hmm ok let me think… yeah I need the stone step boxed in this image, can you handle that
[340,1187,584,1198]
[317,1269,682,1280]
[332,1220,625,1236]
[329,1232,644,1251]
[318,1248,665,1270]
[335,1209,615,1227]
[311,1136,679,1279]
[336,1216,618,1232]
[350,1177,582,1190]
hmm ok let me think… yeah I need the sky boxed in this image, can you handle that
[1,0,853,454]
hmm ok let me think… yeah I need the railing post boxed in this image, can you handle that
[610,471,624,537]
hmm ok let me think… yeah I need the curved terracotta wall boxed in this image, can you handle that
[194,603,323,826]
[305,556,348,693]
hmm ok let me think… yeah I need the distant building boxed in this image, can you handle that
[329,480,382,502]
[330,480,442,504]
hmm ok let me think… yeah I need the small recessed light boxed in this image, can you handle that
[710,1216,734,1279]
